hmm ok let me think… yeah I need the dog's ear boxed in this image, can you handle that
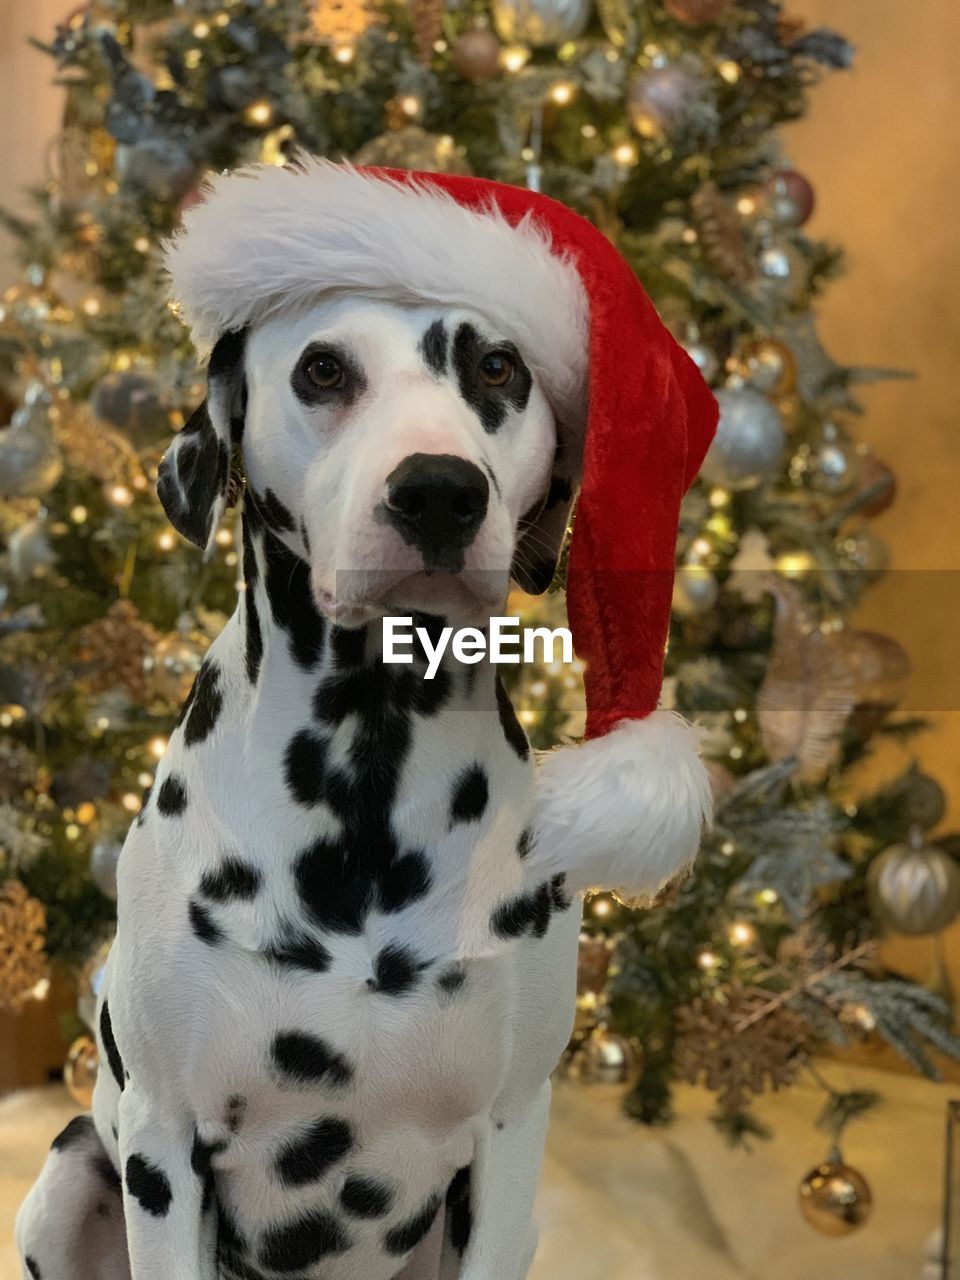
[511,442,578,595]
[157,329,248,548]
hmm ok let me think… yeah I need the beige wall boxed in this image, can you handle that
[1,0,958,812]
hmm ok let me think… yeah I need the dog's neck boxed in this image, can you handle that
[238,511,513,754]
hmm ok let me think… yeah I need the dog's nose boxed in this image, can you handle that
[384,453,489,570]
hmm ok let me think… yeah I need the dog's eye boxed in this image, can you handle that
[479,351,515,388]
[303,353,343,390]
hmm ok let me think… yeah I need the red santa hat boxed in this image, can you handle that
[166,157,718,896]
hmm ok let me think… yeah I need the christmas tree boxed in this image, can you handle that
[1,0,959,1204]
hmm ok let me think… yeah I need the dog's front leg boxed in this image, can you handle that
[454,1081,552,1280]
[118,1088,216,1280]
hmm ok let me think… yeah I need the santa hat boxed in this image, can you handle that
[166,157,718,896]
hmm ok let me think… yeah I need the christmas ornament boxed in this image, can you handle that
[91,369,167,445]
[169,161,718,901]
[840,629,909,736]
[577,933,613,995]
[736,337,796,397]
[58,401,141,486]
[727,527,775,602]
[810,438,859,495]
[452,28,502,81]
[0,281,72,342]
[682,338,720,384]
[0,879,48,1013]
[90,834,123,900]
[77,600,160,704]
[492,0,592,46]
[757,240,807,306]
[799,1159,872,1236]
[690,182,753,284]
[409,0,445,63]
[0,386,64,499]
[145,628,205,703]
[64,1033,99,1108]
[629,65,702,137]
[665,0,732,22]
[757,582,861,783]
[869,834,960,936]
[700,388,785,490]
[837,528,889,579]
[856,454,896,517]
[767,169,816,228]
[8,518,55,580]
[672,565,719,617]
[353,128,471,174]
[581,1026,637,1084]
[893,768,947,832]
[308,0,378,49]
[675,985,808,1113]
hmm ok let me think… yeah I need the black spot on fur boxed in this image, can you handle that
[99,1000,125,1092]
[300,519,310,557]
[257,487,295,534]
[265,925,332,974]
[420,319,448,375]
[191,1130,227,1213]
[208,328,249,446]
[156,401,230,549]
[446,1165,473,1254]
[437,963,466,995]
[51,1114,95,1153]
[262,528,327,669]
[450,764,489,826]
[547,474,573,508]
[189,898,223,945]
[225,1096,246,1133]
[496,678,530,760]
[125,1153,172,1217]
[491,878,565,940]
[517,828,534,860]
[550,871,571,911]
[157,773,188,815]
[340,1174,394,1218]
[369,943,423,997]
[273,1117,353,1187]
[271,1031,353,1088]
[384,1194,442,1256]
[241,511,264,684]
[284,731,328,807]
[24,1257,41,1279]
[90,1150,121,1191]
[452,323,532,434]
[200,856,261,902]
[182,661,223,746]
[295,838,373,935]
[377,850,432,914]
[258,1208,350,1271]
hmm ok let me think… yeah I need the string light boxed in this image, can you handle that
[776,550,816,579]
[729,921,756,947]
[76,802,97,825]
[612,142,639,167]
[137,772,153,788]
[591,895,614,919]
[148,736,168,759]
[721,840,735,856]
[192,20,211,38]
[121,792,142,814]
[244,100,274,127]
[697,949,719,971]
[134,236,151,253]
[80,295,101,317]
[548,81,576,106]
[718,59,741,84]
[215,528,234,547]
[733,707,748,723]
[71,505,88,524]
[333,43,356,64]
[501,44,530,73]
[157,530,176,551]
[107,484,134,507]
[399,94,421,117]
[757,888,779,906]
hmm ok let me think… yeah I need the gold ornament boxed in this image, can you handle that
[492,0,591,47]
[308,0,378,49]
[64,1033,99,1108]
[581,1026,637,1084]
[76,601,161,705]
[0,879,48,1014]
[675,985,809,1113]
[353,127,471,174]
[691,182,753,285]
[735,338,797,397]
[596,0,637,47]
[452,29,502,81]
[145,629,206,704]
[0,280,73,343]
[869,834,960,937]
[58,402,142,487]
[799,1159,872,1236]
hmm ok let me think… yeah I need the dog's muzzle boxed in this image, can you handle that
[382,453,489,573]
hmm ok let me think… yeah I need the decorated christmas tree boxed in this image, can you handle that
[2,0,959,1232]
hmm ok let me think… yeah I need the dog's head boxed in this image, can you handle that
[158,295,576,626]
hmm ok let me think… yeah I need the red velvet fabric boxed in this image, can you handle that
[371,169,719,739]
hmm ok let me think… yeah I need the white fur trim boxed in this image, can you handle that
[531,711,712,897]
[165,156,590,429]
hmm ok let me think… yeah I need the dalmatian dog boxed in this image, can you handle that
[17,296,585,1280]
[17,161,712,1280]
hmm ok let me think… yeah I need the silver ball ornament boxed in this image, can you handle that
[869,837,960,936]
[700,388,786,490]
[0,388,63,498]
[8,517,55,580]
[628,66,699,135]
[811,440,859,495]
[492,0,592,46]
[683,340,720,384]
[673,566,719,617]
[838,528,889,578]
